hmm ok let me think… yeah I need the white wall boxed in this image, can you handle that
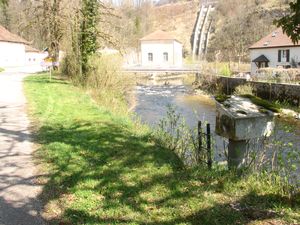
[250,47,300,74]
[25,52,48,66]
[140,40,182,67]
[0,41,26,67]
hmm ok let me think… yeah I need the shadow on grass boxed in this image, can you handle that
[23,76,296,225]
[32,120,293,225]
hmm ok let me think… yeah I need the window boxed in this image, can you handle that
[163,52,168,62]
[278,49,290,62]
[148,53,153,62]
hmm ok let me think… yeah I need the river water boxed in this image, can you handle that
[133,78,300,166]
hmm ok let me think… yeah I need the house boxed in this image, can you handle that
[0,25,46,68]
[249,28,300,75]
[139,30,183,67]
[25,45,48,66]
[0,25,29,67]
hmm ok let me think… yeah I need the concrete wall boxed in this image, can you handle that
[250,47,300,74]
[140,40,182,67]
[0,41,26,67]
[218,76,300,106]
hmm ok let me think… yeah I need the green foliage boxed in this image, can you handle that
[85,54,134,115]
[24,74,299,224]
[0,67,4,73]
[275,0,300,44]
[80,0,99,78]
[215,94,230,103]
[220,64,232,77]
[0,0,7,7]
[234,84,254,96]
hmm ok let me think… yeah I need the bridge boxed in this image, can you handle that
[123,66,201,74]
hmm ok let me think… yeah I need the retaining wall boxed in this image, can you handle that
[217,76,300,106]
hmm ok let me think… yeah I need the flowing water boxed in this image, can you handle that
[133,78,300,166]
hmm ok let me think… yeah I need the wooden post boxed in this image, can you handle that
[206,123,212,169]
[49,66,52,82]
[197,121,202,164]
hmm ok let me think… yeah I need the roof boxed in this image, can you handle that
[140,30,181,43]
[249,28,300,49]
[0,25,29,44]
[25,45,40,53]
[252,55,270,63]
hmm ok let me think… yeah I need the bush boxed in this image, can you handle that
[256,68,300,83]
[85,54,135,114]
[0,67,4,73]
[234,84,254,95]
[59,52,81,82]
[220,64,232,77]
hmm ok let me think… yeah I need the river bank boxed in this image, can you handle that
[24,74,300,224]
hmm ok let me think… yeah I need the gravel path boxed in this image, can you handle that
[0,72,45,225]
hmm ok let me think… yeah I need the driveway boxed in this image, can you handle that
[0,72,45,225]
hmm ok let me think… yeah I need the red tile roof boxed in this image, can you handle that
[140,30,181,43]
[0,25,29,44]
[249,28,300,49]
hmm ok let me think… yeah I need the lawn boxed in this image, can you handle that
[24,74,299,225]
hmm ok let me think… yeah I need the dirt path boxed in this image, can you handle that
[0,72,45,225]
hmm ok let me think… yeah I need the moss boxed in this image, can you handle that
[240,94,281,113]
[215,94,230,103]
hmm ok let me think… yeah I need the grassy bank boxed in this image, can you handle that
[24,74,299,225]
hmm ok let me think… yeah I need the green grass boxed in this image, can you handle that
[24,74,299,225]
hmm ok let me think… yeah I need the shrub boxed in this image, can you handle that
[85,54,135,114]
[220,64,232,77]
[234,84,254,95]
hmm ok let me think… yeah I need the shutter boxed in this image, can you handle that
[278,50,281,62]
[287,50,290,62]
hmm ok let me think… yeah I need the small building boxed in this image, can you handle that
[25,45,48,66]
[249,28,300,75]
[0,25,28,67]
[139,30,183,67]
[0,25,46,68]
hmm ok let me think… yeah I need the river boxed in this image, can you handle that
[133,77,300,168]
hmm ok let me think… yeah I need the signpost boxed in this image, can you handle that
[43,57,55,81]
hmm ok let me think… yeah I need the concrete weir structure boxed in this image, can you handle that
[215,96,275,169]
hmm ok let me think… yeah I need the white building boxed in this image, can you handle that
[140,30,183,67]
[25,45,48,66]
[249,28,300,75]
[0,25,46,69]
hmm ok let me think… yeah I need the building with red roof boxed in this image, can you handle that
[0,25,46,68]
[249,28,300,74]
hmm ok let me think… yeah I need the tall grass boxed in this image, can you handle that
[61,53,135,115]
[85,54,135,115]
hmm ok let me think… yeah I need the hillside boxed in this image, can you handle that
[146,0,290,59]
[150,1,199,54]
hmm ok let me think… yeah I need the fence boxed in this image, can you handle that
[197,121,212,169]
